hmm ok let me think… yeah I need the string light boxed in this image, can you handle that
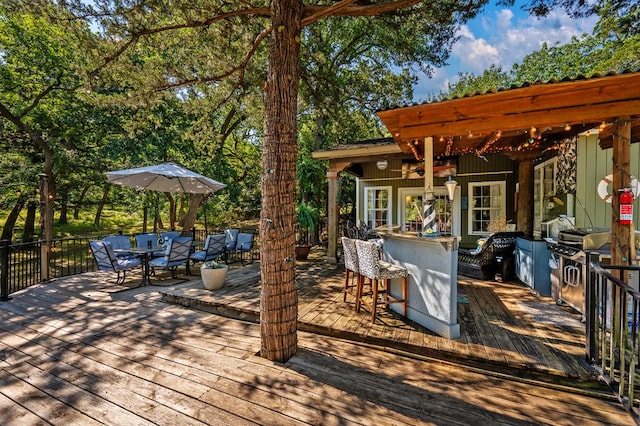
[444,136,454,157]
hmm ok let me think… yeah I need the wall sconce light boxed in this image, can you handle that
[564,123,571,131]
[599,121,607,130]
[444,175,458,202]
[376,159,389,170]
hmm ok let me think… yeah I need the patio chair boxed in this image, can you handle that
[135,233,164,257]
[457,231,524,281]
[102,234,132,258]
[189,233,226,266]
[89,240,142,285]
[354,239,408,323]
[224,228,239,251]
[158,230,181,247]
[341,237,360,304]
[233,232,254,265]
[148,236,193,279]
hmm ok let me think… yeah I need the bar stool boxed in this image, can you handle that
[341,237,359,304]
[355,239,408,322]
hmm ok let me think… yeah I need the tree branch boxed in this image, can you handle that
[302,0,424,26]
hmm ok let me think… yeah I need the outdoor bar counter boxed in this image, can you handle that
[377,230,460,339]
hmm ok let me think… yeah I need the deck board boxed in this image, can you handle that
[0,253,633,425]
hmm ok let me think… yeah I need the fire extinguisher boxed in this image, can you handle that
[619,187,634,225]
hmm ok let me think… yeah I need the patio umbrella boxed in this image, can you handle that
[105,162,226,194]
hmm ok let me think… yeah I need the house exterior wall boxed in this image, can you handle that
[355,154,517,248]
[576,133,640,230]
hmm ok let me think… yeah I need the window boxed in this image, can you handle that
[365,186,391,228]
[398,187,456,235]
[533,158,557,237]
[468,181,506,235]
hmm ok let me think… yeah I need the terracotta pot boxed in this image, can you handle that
[201,264,228,290]
[296,244,312,260]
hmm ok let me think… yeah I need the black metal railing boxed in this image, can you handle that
[586,252,640,422]
[0,226,262,299]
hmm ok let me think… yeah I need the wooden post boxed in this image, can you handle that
[505,151,539,238]
[611,116,632,266]
[326,170,340,263]
[517,158,535,238]
[422,137,435,234]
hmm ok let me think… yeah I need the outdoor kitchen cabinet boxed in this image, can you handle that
[515,237,551,297]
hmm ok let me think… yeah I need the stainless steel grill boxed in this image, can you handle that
[548,228,611,316]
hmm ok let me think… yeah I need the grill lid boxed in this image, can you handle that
[558,228,611,250]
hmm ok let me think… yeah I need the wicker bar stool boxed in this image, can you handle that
[354,239,408,322]
[341,237,360,304]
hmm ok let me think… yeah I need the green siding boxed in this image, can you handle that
[357,153,517,247]
[576,133,640,229]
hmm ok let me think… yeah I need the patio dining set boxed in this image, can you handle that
[89,229,254,286]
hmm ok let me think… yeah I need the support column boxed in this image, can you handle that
[612,116,633,266]
[326,170,341,263]
[422,137,436,234]
[517,158,534,238]
[506,150,539,239]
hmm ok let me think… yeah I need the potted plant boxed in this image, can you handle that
[201,260,228,290]
[296,201,319,260]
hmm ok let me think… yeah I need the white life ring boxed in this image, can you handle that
[598,174,638,203]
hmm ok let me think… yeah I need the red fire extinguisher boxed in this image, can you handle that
[619,187,634,225]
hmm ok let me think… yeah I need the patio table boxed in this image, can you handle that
[115,247,154,286]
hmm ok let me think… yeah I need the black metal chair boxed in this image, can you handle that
[457,231,524,281]
[234,232,254,264]
[89,240,142,284]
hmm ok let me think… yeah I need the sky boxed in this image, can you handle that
[413,3,599,101]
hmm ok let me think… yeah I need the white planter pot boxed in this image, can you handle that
[201,264,228,290]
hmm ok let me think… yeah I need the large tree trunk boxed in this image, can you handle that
[181,194,204,233]
[58,189,68,225]
[73,185,90,219]
[165,192,176,229]
[1,197,25,241]
[260,0,302,362]
[23,200,37,242]
[94,185,109,227]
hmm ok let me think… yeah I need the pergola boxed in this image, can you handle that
[319,71,640,265]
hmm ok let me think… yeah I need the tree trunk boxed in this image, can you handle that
[142,205,148,233]
[1,197,25,241]
[165,192,176,229]
[181,194,203,233]
[260,0,302,362]
[23,200,37,242]
[73,185,90,219]
[94,185,109,227]
[58,189,68,225]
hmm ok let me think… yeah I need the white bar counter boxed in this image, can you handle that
[377,230,460,339]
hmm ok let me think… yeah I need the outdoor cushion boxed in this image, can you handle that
[190,234,226,263]
[149,236,193,278]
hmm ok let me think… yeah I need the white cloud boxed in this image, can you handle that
[414,5,597,99]
[452,25,500,75]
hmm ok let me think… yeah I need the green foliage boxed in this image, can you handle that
[296,202,319,232]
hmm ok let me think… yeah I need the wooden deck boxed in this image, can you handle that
[162,252,591,383]
[0,252,634,425]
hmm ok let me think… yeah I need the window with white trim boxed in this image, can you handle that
[364,186,391,229]
[468,181,506,235]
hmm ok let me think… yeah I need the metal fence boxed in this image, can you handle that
[0,227,260,300]
[586,253,640,422]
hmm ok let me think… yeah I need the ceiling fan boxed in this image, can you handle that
[390,163,455,176]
